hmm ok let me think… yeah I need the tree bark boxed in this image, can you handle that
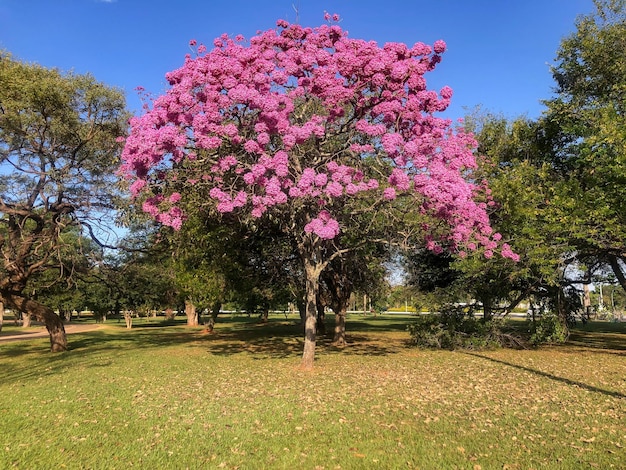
[297,299,306,325]
[185,299,198,326]
[260,306,269,323]
[0,301,3,333]
[316,297,326,335]
[124,311,133,329]
[555,287,570,335]
[165,308,176,321]
[608,255,626,293]
[322,265,352,347]
[333,309,347,347]
[206,301,221,333]
[2,293,67,351]
[302,266,319,370]
[482,296,493,322]
[22,311,32,328]
[301,262,321,369]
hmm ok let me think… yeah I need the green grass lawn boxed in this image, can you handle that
[1,315,624,469]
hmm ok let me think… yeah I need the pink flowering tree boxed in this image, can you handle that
[121,15,514,369]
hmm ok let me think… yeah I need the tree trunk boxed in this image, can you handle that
[185,300,198,326]
[555,287,570,335]
[482,296,493,322]
[608,255,626,293]
[260,303,269,323]
[316,298,326,335]
[0,301,3,333]
[297,299,306,325]
[206,301,221,333]
[2,293,67,351]
[124,311,133,329]
[333,309,347,347]
[165,308,176,321]
[322,266,352,347]
[301,261,322,370]
[22,311,32,328]
[582,283,592,319]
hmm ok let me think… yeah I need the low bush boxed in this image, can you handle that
[407,305,505,350]
[528,312,569,346]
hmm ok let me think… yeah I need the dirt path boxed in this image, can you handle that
[0,323,102,343]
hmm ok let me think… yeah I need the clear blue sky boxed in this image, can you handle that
[1,0,593,120]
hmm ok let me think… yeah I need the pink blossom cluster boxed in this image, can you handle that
[120,16,515,259]
[304,210,340,239]
[142,195,184,230]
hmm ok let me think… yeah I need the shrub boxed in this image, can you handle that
[407,305,504,350]
[528,312,569,346]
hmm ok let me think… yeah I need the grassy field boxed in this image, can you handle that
[1,315,624,469]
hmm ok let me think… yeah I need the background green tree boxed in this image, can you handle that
[0,53,129,350]
[544,0,626,290]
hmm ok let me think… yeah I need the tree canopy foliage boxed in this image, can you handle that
[0,53,129,350]
[406,0,626,332]
[543,0,626,289]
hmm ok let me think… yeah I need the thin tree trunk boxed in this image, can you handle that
[206,301,221,333]
[185,299,198,326]
[165,308,176,321]
[3,293,67,351]
[482,296,493,322]
[301,257,324,370]
[260,305,269,323]
[124,311,133,329]
[608,255,626,293]
[0,301,3,333]
[316,297,326,335]
[556,287,570,336]
[322,265,352,347]
[333,309,347,347]
[297,299,306,325]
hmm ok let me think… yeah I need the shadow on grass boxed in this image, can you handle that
[340,317,412,333]
[567,323,626,354]
[571,321,626,334]
[0,322,212,382]
[4,315,621,384]
[193,318,405,359]
[465,352,626,400]
[0,316,410,383]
